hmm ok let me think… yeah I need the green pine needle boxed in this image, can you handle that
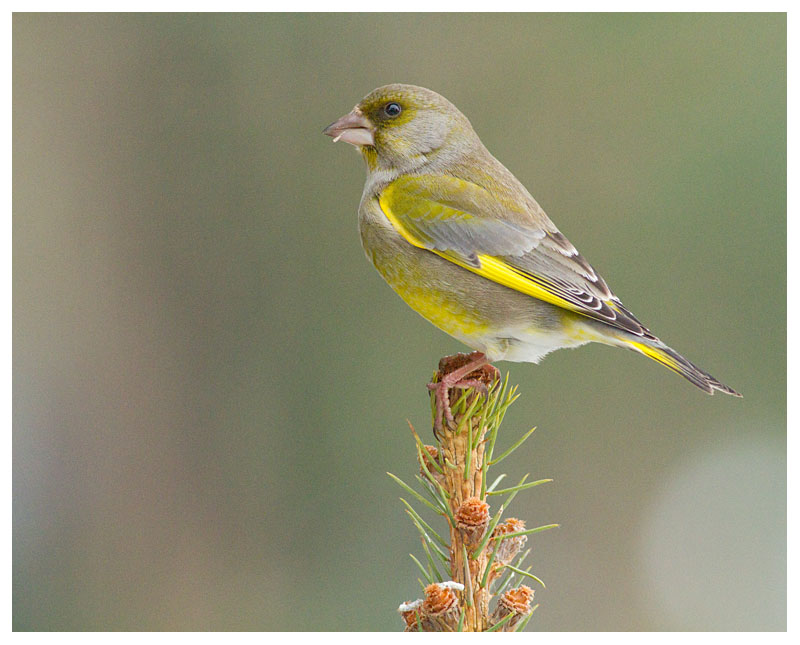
[485,612,514,632]
[457,390,484,435]
[404,510,450,566]
[483,373,512,465]
[412,431,445,475]
[515,605,538,632]
[486,473,507,493]
[513,564,533,589]
[499,563,546,588]
[495,548,531,596]
[413,474,450,513]
[400,499,449,549]
[498,473,530,512]
[409,553,433,584]
[411,474,456,525]
[451,388,472,416]
[480,542,498,589]
[387,472,442,516]
[495,524,560,540]
[464,419,473,481]
[487,478,552,496]
[489,427,537,465]
[421,538,445,582]
[471,503,505,559]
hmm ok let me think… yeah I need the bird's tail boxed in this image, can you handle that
[622,339,742,397]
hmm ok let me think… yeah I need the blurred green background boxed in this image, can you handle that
[13,13,785,631]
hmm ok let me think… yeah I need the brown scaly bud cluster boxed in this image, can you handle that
[454,497,490,546]
[399,582,464,631]
[422,581,461,627]
[418,444,446,486]
[491,517,528,565]
[489,585,534,631]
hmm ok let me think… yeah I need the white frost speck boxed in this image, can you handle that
[397,599,423,613]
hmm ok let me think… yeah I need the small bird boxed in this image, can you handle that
[323,84,740,428]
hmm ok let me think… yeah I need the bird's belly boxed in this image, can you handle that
[384,264,593,362]
[494,326,592,363]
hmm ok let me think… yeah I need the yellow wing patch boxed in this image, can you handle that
[378,188,429,248]
[447,254,589,313]
[378,190,595,317]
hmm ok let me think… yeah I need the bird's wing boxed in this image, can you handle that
[378,174,655,339]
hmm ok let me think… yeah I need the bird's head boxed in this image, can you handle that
[323,84,477,171]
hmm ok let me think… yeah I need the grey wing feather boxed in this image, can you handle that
[501,231,656,339]
[403,202,546,268]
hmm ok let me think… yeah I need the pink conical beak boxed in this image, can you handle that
[322,108,375,147]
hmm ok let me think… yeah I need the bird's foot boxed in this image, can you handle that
[428,352,496,432]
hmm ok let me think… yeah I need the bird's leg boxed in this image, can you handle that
[427,352,490,431]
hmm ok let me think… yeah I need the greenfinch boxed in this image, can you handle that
[323,84,740,427]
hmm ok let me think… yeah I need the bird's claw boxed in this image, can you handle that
[428,376,489,431]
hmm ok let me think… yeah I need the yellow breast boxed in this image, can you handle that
[375,256,491,339]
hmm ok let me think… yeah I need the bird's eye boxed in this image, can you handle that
[384,102,402,117]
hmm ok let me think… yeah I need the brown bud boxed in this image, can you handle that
[501,585,534,613]
[491,517,528,564]
[490,585,534,631]
[421,582,462,630]
[423,582,459,615]
[454,497,490,546]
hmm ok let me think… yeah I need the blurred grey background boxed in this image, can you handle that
[13,13,785,630]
